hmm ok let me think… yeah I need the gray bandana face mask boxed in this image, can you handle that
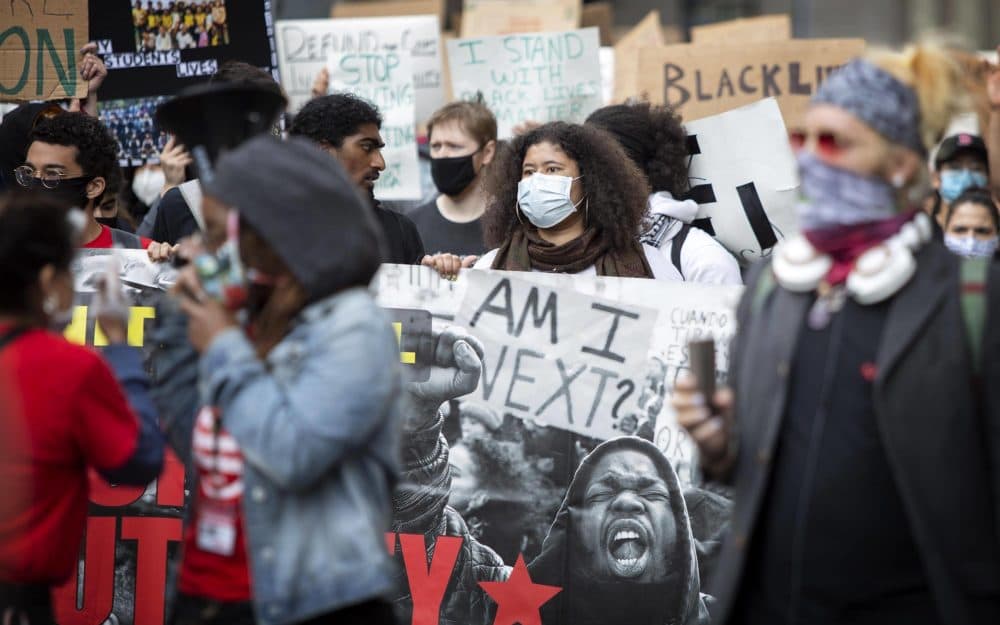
[796,151,898,231]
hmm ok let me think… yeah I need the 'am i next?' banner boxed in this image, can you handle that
[447,27,602,138]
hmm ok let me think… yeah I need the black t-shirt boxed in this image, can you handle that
[408,197,486,257]
[374,204,425,264]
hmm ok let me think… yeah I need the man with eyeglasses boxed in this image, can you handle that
[17,112,174,259]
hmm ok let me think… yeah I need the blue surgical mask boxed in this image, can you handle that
[944,234,999,258]
[517,173,584,229]
[940,169,989,202]
[796,151,898,231]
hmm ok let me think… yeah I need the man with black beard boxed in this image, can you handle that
[289,93,425,264]
[394,329,708,625]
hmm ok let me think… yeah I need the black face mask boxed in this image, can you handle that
[95,216,119,228]
[41,176,93,209]
[430,153,479,197]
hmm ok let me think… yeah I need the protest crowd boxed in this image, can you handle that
[2,1,1000,625]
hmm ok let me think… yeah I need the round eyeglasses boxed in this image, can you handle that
[13,165,66,190]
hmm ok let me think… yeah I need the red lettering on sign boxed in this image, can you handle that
[52,517,116,625]
[121,517,183,625]
[399,533,462,625]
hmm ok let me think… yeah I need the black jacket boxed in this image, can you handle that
[710,242,1000,625]
[374,204,425,264]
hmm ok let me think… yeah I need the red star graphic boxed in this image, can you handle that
[479,554,562,625]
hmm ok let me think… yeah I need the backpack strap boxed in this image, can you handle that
[960,256,989,374]
[670,223,692,280]
[109,227,144,249]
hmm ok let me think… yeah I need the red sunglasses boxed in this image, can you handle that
[788,130,849,157]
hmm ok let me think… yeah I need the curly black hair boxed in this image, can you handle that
[28,112,118,182]
[947,186,1000,230]
[288,93,382,149]
[482,122,650,251]
[585,102,689,197]
[0,191,76,315]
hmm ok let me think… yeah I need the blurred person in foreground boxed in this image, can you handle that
[673,46,1000,625]
[150,136,402,625]
[0,193,164,624]
[289,93,425,264]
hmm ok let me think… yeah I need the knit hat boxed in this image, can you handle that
[203,135,385,301]
[813,58,926,156]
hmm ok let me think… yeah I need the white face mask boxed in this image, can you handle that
[517,173,584,229]
[132,167,166,207]
[944,234,999,258]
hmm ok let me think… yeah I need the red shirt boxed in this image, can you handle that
[178,406,252,602]
[0,327,139,584]
[82,225,154,250]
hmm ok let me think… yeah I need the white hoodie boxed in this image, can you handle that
[645,191,743,286]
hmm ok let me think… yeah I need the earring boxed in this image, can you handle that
[585,197,590,226]
[42,295,58,316]
[891,173,906,189]
[515,203,525,225]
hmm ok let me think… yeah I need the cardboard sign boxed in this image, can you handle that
[1,0,88,101]
[637,38,865,128]
[611,10,663,104]
[447,27,602,137]
[690,14,792,44]
[684,98,800,263]
[460,0,581,38]
[581,1,614,46]
[275,16,444,121]
[331,0,445,26]
[328,49,422,200]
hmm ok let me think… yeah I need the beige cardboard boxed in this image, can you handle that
[1,0,88,101]
[581,2,614,46]
[331,0,445,27]
[690,14,792,44]
[460,0,581,38]
[612,10,663,104]
[636,38,865,128]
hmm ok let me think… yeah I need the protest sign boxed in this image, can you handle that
[328,49,421,199]
[447,27,602,138]
[612,10,663,104]
[690,14,792,44]
[275,16,444,121]
[57,257,739,624]
[1,0,88,101]
[89,1,278,165]
[332,0,446,26]
[581,1,614,46]
[599,46,614,104]
[637,38,865,128]
[460,0,581,38]
[684,97,800,263]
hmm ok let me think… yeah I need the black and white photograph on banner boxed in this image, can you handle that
[131,0,231,52]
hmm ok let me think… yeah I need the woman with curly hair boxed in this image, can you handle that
[586,102,742,285]
[473,122,682,278]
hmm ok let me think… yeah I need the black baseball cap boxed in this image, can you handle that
[934,133,988,170]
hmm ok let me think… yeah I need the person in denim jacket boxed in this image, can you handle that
[149,136,401,625]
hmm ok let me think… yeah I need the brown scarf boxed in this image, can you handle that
[491,227,654,278]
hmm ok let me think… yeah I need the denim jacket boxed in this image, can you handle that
[150,288,402,625]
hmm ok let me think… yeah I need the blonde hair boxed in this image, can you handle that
[866,43,971,154]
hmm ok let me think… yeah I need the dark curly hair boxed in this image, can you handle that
[288,93,382,149]
[28,112,118,183]
[0,191,76,315]
[482,122,650,250]
[585,102,689,197]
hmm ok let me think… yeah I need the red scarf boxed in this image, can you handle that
[803,211,918,285]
